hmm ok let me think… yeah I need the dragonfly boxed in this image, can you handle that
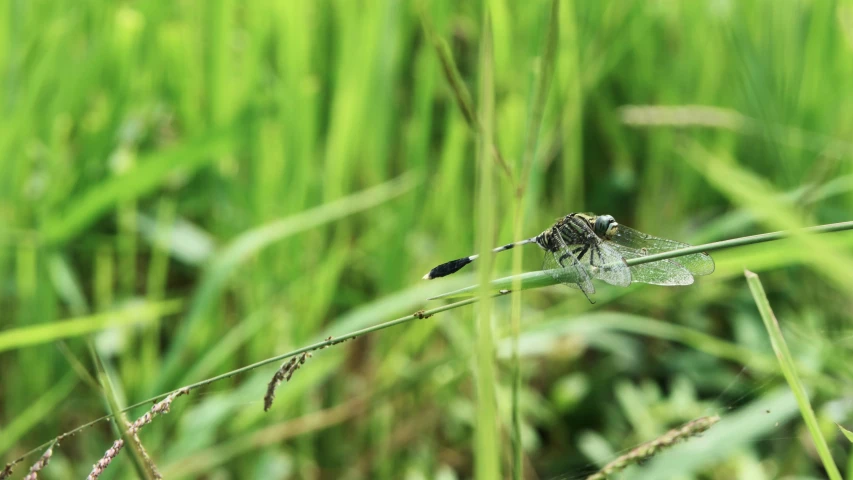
[422,213,714,302]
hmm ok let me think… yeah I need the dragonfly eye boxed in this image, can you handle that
[594,215,618,239]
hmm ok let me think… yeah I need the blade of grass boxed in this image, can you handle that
[474,8,500,480]
[0,374,77,456]
[688,146,853,294]
[420,12,478,132]
[155,173,418,391]
[745,270,842,480]
[510,2,560,477]
[839,424,853,443]
[0,299,183,353]
[14,220,853,470]
[420,7,513,180]
[499,311,836,393]
[10,294,491,466]
[40,130,233,246]
[90,344,156,480]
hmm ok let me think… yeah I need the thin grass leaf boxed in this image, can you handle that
[518,0,560,194]
[41,131,233,246]
[745,270,842,480]
[89,344,155,480]
[474,9,500,480]
[0,374,76,456]
[838,424,853,444]
[0,300,183,353]
[155,173,418,391]
[11,293,488,466]
[420,14,478,131]
[688,146,853,294]
[420,8,513,180]
[511,4,560,475]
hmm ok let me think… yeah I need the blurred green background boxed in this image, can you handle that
[2,1,853,479]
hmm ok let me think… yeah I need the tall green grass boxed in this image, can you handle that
[2,1,853,478]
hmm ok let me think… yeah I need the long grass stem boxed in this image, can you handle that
[9,221,853,470]
[745,271,843,480]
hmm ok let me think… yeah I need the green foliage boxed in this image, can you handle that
[746,270,842,480]
[2,1,853,479]
[839,424,853,444]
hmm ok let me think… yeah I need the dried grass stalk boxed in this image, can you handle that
[586,415,720,480]
[87,387,190,480]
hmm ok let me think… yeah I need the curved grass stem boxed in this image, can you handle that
[745,271,843,480]
[6,296,489,468]
[626,220,853,268]
[8,220,853,471]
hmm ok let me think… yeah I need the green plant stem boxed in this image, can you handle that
[745,270,842,480]
[510,2,560,477]
[430,220,853,299]
[474,8,500,480]
[8,295,489,466]
[10,221,853,469]
[628,221,853,267]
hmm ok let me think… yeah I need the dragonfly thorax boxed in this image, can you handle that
[534,214,600,252]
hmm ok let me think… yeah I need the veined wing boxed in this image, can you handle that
[565,239,632,287]
[610,225,715,276]
[542,245,595,296]
[610,243,694,285]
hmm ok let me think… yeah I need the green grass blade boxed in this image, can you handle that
[41,130,233,246]
[839,424,853,444]
[420,12,478,132]
[155,173,419,390]
[90,344,156,480]
[0,300,183,353]
[689,147,853,294]
[745,270,842,480]
[511,3,560,476]
[518,0,559,191]
[0,374,77,456]
[474,8,500,480]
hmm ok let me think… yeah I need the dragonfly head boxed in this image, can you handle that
[594,215,619,239]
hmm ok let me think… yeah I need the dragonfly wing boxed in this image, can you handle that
[612,225,715,276]
[542,246,596,295]
[611,244,694,285]
[565,240,632,287]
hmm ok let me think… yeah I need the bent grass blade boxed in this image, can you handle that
[745,270,842,480]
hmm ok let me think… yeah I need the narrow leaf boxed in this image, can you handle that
[745,270,842,480]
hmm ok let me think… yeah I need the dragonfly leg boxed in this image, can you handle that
[561,245,588,266]
[557,252,571,266]
[596,248,607,271]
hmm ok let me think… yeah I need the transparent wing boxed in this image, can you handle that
[566,240,632,287]
[542,246,596,296]
[610,244,694,285]
[611,225,715,276]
